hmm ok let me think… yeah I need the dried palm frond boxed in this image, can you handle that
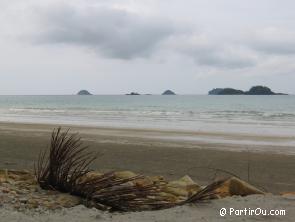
[35,127,231,212]
[35,127,98,192]
[35,127,176,211]
[184,178,228,203]
[73,171,177,211]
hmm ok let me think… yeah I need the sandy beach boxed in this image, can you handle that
[2,0,295,220]
[1,195,295,222]
[0,121,294,194]
[0,122,295,221]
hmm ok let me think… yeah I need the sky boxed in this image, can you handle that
[1,0,295,95]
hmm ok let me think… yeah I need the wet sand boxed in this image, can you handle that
[0,121,294,193]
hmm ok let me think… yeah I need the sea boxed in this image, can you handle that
[0,95,294,137]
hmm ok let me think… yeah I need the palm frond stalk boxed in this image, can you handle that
[184,179,227,203]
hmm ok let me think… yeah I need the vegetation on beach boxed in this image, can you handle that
[35,128,176,211]
[33,127,264,212]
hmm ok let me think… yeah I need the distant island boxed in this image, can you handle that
[126,92,140,95]
[209,86,287,95]
[162,90,176,95]
[77,90,92,95]
[125,90,176,95]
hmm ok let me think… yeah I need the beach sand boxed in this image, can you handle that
[0,121,294,193]
[0,121,295,221]
[1,195,295,222]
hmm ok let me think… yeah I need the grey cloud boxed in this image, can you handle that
[168,35,257,69]
[29,3,257,68]
[247,28,295,55]
[195,52,256,69]
[190,46,256,69]
[32,4,177,59]
[252,42,295,55]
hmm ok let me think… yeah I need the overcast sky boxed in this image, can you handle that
[1,0,295,95]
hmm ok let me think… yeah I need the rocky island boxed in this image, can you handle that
[209,88,244,95]
[77,90,92,95]
[209,86,287,95]
[245,86,275,95]
[126,92,140,95]
[162,90,176,95]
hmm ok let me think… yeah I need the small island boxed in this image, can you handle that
[162,90,176,95]
[245,86,275,95]
[209,86,287,95]
[126,92,140,95]
[209,88,244,95]
[77,90,92,95]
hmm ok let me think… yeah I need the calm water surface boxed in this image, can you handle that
[0,95,294,136]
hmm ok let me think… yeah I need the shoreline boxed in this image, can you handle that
[0,121,295,193]
[0,120,295,153]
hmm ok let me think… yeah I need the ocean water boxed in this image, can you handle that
[0,95,295,136]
